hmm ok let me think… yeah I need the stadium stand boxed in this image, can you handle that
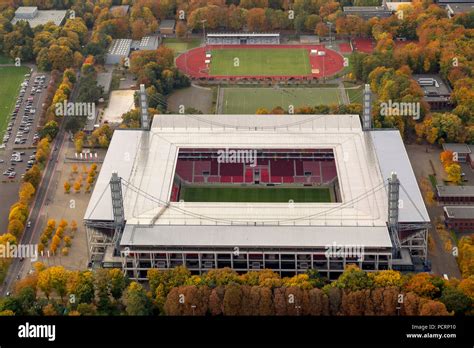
[207,33,280,45]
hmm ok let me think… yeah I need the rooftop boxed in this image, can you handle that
[442,143,472,154]
[413,74,452,101]
[444,206,474,219]
[107,39,132,56]
[11,9,67,27]
[159,19,176,30]
[437,185,474,197]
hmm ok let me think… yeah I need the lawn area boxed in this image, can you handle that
[181,186,332,203]
[163,38,201,56]
[222,87,342,114]
[343,81,363,104]
[210,48,311,76]
[0,66,29,138]
[0,55,12,64]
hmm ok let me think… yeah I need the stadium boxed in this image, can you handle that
[175,32,345,80]
[84,113,430,280]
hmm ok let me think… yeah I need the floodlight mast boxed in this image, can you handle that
[110,172,125,255]
[139,84,150,130]
[388,172,401,257]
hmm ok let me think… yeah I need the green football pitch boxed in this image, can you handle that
[221,87,343,114]
[210,48,311,76]
[181,186,332,203]
[0,66,29,139]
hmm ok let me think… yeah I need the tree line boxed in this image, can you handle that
[0,265,472,316]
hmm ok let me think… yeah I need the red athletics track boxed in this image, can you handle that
[175,44,345,80]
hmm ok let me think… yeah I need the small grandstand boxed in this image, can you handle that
[206,32,280,45]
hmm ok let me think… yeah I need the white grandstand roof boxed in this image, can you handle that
[121,225,393,248]
[85,114,427,235]
[370,130,430,223]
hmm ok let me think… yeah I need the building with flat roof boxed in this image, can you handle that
[84,114,430,279]
[443,206,474,231]
[442,143,472,162]
[436,185,474,204]
[413,74,452,110]
[105,39,132,65]
[11,6,67,27]
[131,36,160,51]
[445,2,474,16]
[159,19,176,35]
[343,6,393,19]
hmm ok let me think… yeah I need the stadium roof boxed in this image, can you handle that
[444,206,474,219]
[370,130,430,223]
[85,114,428,235]
[121,225,393,248]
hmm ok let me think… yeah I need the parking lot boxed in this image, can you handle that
[0,70,50,230]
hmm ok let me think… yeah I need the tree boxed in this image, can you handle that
[445,163,462,184]
[109,268,128,301]
[440,150,454,167]
[404,273,440,298]
[73,181,81,193]
[23,165,41,189]
[7,220,24,238]
[18,182,35,205]
[175,21,187,38]
[39,121,59,140]
[124,282,152,315]
[64,181,71,193]
[246,8,266,31]
[439,286,472,315]
[419,300,449,316]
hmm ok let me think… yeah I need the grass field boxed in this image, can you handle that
[163,38,201,56]
[210,48,311,76]
[221,87,342,114]
[0,55,12,64]
[181,186,332,203]
[0,66,29,139]
[343,82,363,104]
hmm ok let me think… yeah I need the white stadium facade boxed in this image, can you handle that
[84,114,430,280]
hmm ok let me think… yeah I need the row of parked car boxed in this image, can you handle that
[1,73,45,149]
[2,150,37,179]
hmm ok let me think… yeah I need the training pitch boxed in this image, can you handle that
[181,186,332,203]
[221,87,343,114]
[210,48,311,76]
